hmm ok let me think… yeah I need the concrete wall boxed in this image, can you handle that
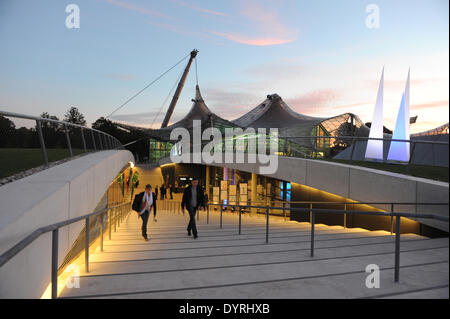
[334,134,449,167]
[0,150,134,298]
[159,155,448,232]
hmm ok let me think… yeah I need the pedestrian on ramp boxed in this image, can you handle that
[132,184,157,241]
[181,178,205,239]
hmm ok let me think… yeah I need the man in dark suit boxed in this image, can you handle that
[132,184,157,241]
[169,184,174,199]
[159,185,165,200]
[181,178,205,239]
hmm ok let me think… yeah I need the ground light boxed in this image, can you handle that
[40,221,109,299]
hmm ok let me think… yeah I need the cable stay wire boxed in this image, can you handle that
[150,66,184,129]
[106,52,191,119]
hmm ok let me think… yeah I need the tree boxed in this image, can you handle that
[40,112,64,148]
[64,107,87,148]
[92,117,119,136]
[91,117,150,162]
[0,115,16,147]
[64,107,86,126]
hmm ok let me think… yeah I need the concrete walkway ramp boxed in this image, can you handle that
[59,206,449,299]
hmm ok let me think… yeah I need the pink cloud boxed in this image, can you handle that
[101,0,170,19]
[211,32,295,46]
[212,0,297,46]
[286,89,339,115]
[411,100,449,110]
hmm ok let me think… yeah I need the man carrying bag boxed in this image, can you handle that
[132,184,157,241]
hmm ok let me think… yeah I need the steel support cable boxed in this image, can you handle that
[106,53,191,119]
[150,66,184,129]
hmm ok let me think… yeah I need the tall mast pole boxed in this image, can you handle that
[160,49,198,128]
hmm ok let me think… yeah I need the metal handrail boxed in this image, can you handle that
[0,110,124,168]
[176,134,449,173]
[231,200,449,206]
[162,199,448,283]
[0,201,131,299]
[277,135,449,145]
[189,135,449,147]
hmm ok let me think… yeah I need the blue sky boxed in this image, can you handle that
[0,0,448,133]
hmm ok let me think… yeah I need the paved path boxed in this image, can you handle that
[59,166,449,299]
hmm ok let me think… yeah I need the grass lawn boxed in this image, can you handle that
[325,159,449,182]
[0,148,87,179]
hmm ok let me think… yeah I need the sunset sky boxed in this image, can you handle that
[0,0,448,133]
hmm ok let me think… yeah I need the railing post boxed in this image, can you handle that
[238,206,242,235]
[81,128,87,153]
[407,141,416,175]
[51,228,59,299]
[108,209,112,240]
[85,217,90,273]
[390,203,394,235]
[349,137,356,164]
[114,208,117,232]
[36,120,49,167]
[394,214,401,282]
[100,213,104,252]
[309,203,313,223]
[265,206,269,243]
[91,130,97,151]
[283,136,287,155]
[117,206,121,228]
[220,205,223,229]
[310,209,315,257]
[98,132,103,150]
[65,125,73,157]
[343,203,347,229]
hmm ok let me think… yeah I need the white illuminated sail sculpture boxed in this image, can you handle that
[387,70,410,162]
[365,68,384,161]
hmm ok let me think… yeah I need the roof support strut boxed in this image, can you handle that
[160,49,198,128]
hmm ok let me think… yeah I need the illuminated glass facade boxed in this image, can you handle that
[149,139,173,163]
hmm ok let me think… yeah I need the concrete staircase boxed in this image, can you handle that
[59,206,449,299]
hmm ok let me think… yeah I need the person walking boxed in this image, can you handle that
[169,184,174,200]
[160,185,165,200]
[181,178,204,239]
[202,187,208,211]
[132,184,157,241]
[155,185,158,200]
